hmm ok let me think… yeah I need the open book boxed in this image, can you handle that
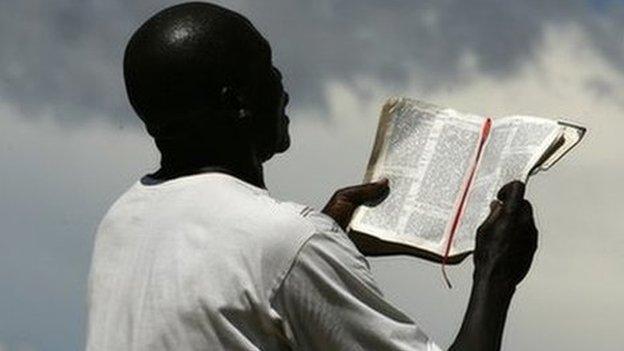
[349,98,586,264]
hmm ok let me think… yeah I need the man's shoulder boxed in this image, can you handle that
[99,173,346,257]
[292,204,342,234]
[246,198,338,248]
[189,174,340,239]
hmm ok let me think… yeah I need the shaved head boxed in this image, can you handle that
[123,2,290,166]
[124,2,272,136]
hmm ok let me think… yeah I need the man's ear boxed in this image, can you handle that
[219,85,272,160]
[220,86,253,121]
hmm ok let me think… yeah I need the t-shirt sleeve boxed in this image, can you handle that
[271,227,442,351]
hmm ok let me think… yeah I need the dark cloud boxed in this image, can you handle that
[0,0,622,125]
[586,77,617,98]
[584,75,624,109]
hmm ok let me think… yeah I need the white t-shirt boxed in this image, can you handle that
[86,172,441,351]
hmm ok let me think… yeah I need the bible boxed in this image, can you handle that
[349,98,586,264]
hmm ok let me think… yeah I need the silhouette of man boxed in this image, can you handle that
[86,3,538,351]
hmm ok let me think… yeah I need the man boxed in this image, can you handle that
[86,2,538,350]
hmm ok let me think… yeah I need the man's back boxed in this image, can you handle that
[86,172,317,350]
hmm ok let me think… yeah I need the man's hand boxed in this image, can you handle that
[450,180,539,351]
[321,179,389,230]
[474,180,538,288]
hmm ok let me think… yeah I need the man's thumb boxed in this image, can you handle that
[340,178,389,205]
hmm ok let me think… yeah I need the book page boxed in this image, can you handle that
[451,116,561,254]
[350,99,484,254]
[531,121,586,174]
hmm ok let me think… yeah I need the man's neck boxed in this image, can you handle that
[152,152,266,189]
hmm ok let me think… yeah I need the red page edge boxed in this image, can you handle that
[441,118,492,288]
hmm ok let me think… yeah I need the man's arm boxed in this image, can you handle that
[323,180,538,351]
[449,181,537,351]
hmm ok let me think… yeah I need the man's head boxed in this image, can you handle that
[124,2,290,164]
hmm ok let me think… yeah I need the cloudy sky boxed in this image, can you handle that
[1,1,623,350]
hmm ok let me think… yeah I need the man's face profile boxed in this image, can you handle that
[261,66,291,156]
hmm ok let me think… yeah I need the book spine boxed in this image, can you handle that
[442,118,492,287]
